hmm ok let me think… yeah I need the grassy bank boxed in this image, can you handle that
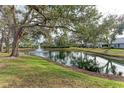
[0,53,124,87]
[45,47,124,58]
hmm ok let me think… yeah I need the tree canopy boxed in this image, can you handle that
[0,5,123,56]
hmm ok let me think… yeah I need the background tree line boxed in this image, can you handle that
[0,5,124,57]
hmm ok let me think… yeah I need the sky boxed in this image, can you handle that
[96,2,124,38]
[97,5,124,16]
[1,0,124,38]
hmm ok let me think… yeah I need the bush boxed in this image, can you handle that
[77,59,101,73]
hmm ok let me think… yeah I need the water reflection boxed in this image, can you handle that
[31,50,124,76]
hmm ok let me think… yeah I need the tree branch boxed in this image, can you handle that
[28,5,47,24]
[21,23,76,32]
[20,8,32,25]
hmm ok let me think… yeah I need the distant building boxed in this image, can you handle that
[111,38,124,48]
[97,38,124,48]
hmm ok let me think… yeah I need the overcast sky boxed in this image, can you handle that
[96,1,124,38]
[1,0,124,38]
[97,5,124,16]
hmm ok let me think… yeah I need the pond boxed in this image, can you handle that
[30,48,124,76]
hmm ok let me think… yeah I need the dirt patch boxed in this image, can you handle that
[0,56,17,60]
[6,74,90,88]
[4,77,22,88]
[0,63,7,69]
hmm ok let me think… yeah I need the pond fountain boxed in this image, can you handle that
[36,44,43,52]
[30,49,124,76]
[31,44,48,58]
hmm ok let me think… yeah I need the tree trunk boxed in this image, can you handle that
[84,42,87,48]
[0,31,4,52]
[5,29,11,53]
[0,38,4,52]
[5,38,10,53]
[93,40,97,48]
[10,28,23,57]
[107,41,111,48]
[10,38,19,57]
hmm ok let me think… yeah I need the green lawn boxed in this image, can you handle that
[0,53,124,87]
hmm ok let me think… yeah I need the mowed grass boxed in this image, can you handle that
[0,53,124,87]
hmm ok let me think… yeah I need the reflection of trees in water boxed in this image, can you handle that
[48,51,121,75]
[48,51,71,65]
[72,54,118,75]
[70,53,119,75]
[101,59,117,75]
[72,54,101,73]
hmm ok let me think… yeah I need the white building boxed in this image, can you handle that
[111,38,124,48]
[96,38,124,48]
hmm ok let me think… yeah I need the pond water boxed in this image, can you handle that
[30,49,124,76]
